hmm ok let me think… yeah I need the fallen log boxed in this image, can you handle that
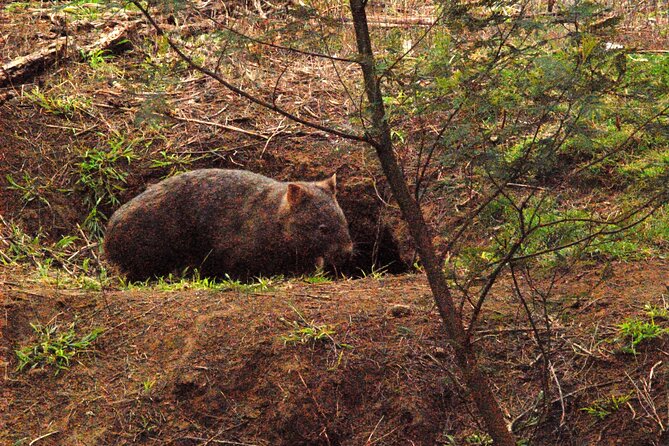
[78,19,142,57]
[0,37,68,88]
[0,20,142,90]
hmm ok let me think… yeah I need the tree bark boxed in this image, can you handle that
[348,1,516,444]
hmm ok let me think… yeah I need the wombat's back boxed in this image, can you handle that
[103,169,352,280]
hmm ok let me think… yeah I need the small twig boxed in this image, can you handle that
[29,431,60,445]
[366,415,384,444]
[506,182,547,191]
[634,50,669,54]
[260,117,287,158]
[341,15,437,27]
[473,326,561,338]
[76,225,99,264]
[178,437,257,446]
[511,379,622,432]
[626,364,665,430]
[162,112,269,140]
[548,361,566,426]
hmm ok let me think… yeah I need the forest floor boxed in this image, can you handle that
[4,261,669,446]
[3,1,669,445]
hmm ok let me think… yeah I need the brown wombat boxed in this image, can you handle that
[103,169,353,280]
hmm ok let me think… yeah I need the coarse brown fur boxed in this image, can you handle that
[103,169,353,280]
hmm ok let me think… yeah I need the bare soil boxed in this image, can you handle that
[4,261,669,445]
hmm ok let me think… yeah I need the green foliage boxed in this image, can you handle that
[83,48,112,67]
[149,150,196,176]
[367,1,669,281]
[617,317,668,354]
[580,393,632,420]
[644,303,669,320]
[141,377,157,394]
[82,47,123,76]
[0,222,44,266]
[121,271,277,292]
[458,192,669,278]
[358,263,390,279]
[5,173,52,207]
[280,321,337,345]
[23,86,90,118]
[280,305,352,349]
[464,433,493,446]
[76,131,141,237]
[302,268,333,284]
[56,0,136,20]
[0,219,111,288]
[4,2,31,12]
[15,322,103,374]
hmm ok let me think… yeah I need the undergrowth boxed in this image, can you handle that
[279,304,352,350]
[15,321,103,374]
[120,272,278,292]
[580,393,632,420]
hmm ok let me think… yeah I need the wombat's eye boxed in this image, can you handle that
[318,224,331,235]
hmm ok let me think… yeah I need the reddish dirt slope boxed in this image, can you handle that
[4,261,669,445]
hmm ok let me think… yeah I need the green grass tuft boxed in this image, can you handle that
[15,322,103,374]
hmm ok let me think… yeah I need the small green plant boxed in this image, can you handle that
[280,305,351,349]
[83,48,112,67]
[6,173,51,207]
[396,325,414,338]
[5,2,30,12]
[23,86,89,118]
[359,263,390,279]
[59,0,109,20]
[581,393,632,420]
[302,268,332,284]
[281,321,336,345]
[141,377,156,394]
[617,317,668,354]
[0,221,44,265]
[81,47,122,76]
[15,322,103,374]
[644,302,669,320]
[149,150,197,176]
[77,132,139,236]
[464,433,493,445]
[121,271,275,293]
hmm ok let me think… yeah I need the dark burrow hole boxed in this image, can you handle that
[334,184,411,278]
[336,220,409,278]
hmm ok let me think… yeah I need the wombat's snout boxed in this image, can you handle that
[318,241,353,270]
[330,240,354,262]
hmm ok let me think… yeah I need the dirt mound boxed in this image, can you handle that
[4,262,669,445]
[3,275,456,445]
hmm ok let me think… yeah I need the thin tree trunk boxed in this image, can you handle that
[348,1,516,444]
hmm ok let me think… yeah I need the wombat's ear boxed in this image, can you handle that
[317,174,337,195]
[286,183,309,207]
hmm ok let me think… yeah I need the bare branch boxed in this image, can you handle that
[130,0,372,145]
[191,3,359,64]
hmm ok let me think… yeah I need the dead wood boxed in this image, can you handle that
[342,15,437,27]
[0,20,142,90]
[78,19,142,56]
[0,37,68,89]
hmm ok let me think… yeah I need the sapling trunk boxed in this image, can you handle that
[349,1,516,444]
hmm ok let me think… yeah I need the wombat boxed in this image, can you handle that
[103,169,353,280]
